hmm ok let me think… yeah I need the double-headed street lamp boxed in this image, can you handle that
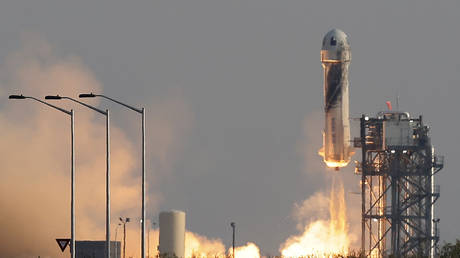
[9,94,76,258]
[45,95,111,258]
[119,217,131,258]
[79,93,146,258]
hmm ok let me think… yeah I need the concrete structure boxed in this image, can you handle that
[159,210,186,257]
[319,29,354,169]
[76,241,120,258]
[355,111,443,257]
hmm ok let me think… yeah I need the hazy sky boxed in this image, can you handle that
[1,0,459,256]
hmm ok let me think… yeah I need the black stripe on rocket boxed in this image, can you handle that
[324,63,343,112]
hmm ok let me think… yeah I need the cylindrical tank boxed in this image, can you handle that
[159,210,186,257]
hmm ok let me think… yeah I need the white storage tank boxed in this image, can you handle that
[159,210,186,257]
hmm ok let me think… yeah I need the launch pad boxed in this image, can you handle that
[354,111,443,257]
[318,29,445,257]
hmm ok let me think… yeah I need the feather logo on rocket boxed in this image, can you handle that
[318,29,354,170]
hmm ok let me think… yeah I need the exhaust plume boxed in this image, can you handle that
[280,178,350,257]
[279,113,360,257]
[145,229,258,258]
[228,242,261,258]
[185,231,226,257]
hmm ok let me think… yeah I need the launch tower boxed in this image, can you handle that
[354,111,443,257]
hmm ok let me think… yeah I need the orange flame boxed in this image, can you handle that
[185,231,226,257]
[183,231,261,258]
[280,178,349,257]
[228,242,261,258]
[324,160,350,169]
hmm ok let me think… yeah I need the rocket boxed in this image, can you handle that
[318,29,354,170]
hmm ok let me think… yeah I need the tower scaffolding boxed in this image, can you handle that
[354,111,443,257]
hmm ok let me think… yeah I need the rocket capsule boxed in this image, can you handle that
[318,29,354,169]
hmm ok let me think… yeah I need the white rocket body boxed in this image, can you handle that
[319,29,354,169]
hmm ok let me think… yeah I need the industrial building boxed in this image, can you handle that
[76,241,120,258]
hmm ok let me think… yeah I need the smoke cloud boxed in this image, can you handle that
[279,112,361,256]
[185,231,226,257]
[141,229,257,258]
[0,35,192,257]
[228,242,261,258]
[280,178,350,256]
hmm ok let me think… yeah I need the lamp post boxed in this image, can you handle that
[120,217,131,258]
[79,93,146,258]
[152,221,157,258]
[230,222,236,258]
[45,95,111,258]
[9,94,76,258]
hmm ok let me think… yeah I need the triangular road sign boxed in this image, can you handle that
[56,238,70,252]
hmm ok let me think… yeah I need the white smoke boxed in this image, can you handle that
[0,35,193,257]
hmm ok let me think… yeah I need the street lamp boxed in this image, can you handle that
[120,217,131,258]
[79,92,146,258]
[9,94,76,258]
[45,94,111,258]
[148,221,155,258]
[230,222,236,258]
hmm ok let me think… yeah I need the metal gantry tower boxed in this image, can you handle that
[355,111,443,257]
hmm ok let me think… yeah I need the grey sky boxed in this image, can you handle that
[1,0,459,256]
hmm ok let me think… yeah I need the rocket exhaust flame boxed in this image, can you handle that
[280,178,350,257]
[319,29,354,169]
[227,242,261,258]
[323,160,350,169]
[183,231,261,258]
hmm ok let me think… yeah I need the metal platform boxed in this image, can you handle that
[355,112,443,257]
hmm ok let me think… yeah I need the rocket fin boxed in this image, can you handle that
[318,147,325,157]
[318,131,325,157]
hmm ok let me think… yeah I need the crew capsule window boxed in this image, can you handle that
[330,37,337,46]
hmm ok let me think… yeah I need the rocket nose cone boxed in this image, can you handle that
[322,28,350,51]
